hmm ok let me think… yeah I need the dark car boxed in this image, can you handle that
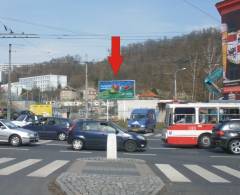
[23,117,72,141]
[211,119,240,154]
[67,120,147,152]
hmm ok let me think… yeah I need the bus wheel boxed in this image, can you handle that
[198,134,211,149]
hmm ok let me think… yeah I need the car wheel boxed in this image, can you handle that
[228,139,240,154]
[198,134,211,149]
[58,133,66,141]
[124,140,137,152]
[72,139,84,150]
[9,135,22,147]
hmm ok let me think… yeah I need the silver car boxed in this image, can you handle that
[0,119,39,146]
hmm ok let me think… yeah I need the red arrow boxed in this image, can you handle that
[108,36,123,76]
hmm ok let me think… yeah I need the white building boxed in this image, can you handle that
[1,82,25,96]
[19,74,67,92]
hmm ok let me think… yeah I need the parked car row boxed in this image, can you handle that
[0,117,147,152]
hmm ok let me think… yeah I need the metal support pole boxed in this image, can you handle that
[106,100,109,121]
[85,62,88,119]
[174,72,177,100]
[123,100,126,122]
[7,44,12,120]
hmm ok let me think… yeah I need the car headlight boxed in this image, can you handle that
[27,133,34,137]
[140,125,145,128]
[136,135,145,140]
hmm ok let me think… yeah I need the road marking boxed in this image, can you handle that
[184,164,230,183]
[0,158,15,164]
[0,159,42,175]
[155,164,191,182]
[0,148,29,151]
[144,133,153,137]
[123,153,156,156]
[35,140,53,144]
[148,147,177,150]
[155,133,162,137]
[209,156,240,159]
[46,143,68,146]
[60,150,92,154]
[213,165,240,179]
[28,160,69,177]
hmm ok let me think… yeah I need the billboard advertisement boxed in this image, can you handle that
[222,10,240,82]
[98,80,135,100]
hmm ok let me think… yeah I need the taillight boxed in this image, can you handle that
[216,130,225,136]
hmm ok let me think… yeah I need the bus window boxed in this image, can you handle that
[165,108,173,127]
[174,108,195,124]
[199,108,218,124]
[219,108,240,121]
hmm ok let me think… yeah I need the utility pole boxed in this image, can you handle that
[7,44,11,120]
[85,62,88,119]
[0,32,39,120]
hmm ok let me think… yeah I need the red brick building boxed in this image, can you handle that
[216,0,240,100]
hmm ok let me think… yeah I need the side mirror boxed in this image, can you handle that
[0,126,6,130]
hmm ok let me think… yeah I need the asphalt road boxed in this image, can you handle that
[0,133,240,195]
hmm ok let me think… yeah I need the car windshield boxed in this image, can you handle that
[4,121,18,129]
[16,114,27,121]
[110,122,127,133]
[131,114,146,120]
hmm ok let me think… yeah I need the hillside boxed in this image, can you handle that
[11,28,222,101]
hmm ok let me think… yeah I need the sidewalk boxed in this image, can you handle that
[55,157,165,195]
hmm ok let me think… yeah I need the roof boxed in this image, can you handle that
[138,90,159,98]
[216,0,240,16]
[166,102,240,109]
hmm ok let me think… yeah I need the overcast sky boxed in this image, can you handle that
[0,0,221,65]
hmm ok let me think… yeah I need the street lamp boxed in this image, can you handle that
[174,67,186,100]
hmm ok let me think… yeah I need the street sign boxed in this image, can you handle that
[98,80,135,100]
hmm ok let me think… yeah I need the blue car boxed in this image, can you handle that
[67,120,147,152]
[23,117,72,141]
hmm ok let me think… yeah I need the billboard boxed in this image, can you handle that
[30,104,53,117]
[98,80,135,100]
[222,9,240,82]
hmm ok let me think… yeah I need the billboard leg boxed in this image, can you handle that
[107,100,109,121]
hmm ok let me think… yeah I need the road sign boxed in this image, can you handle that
[98,80,135,100]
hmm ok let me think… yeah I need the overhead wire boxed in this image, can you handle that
[182,0,220,22]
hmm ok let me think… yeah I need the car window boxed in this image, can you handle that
[99,122,116,133]
[46,118,56,125]
[82,122,100,131]
[229,122,240,131]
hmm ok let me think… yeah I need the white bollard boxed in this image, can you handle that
[107,133,117,160]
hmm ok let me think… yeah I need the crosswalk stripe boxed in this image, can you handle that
[213,165,240,179]
[27,160,69,177]
[156,164,191,182]
[0,158,15,164]
[0,159,42,175]
[184,164,229,183]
